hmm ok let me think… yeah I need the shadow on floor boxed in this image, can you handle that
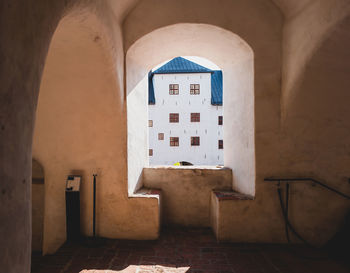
[31,228,350,273]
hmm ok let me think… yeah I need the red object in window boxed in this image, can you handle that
[218,140,223,149]
[190,84,200,95]
[169,113,179,123]
[191,137,200,146]
[169,84,179,95]
[191,113,200,122]
[170,137,179,146]
[218,116,223,125]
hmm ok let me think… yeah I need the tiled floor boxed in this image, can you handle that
[31,228,349,273]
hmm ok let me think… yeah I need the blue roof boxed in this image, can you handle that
[148,71,155,105]
[148,57,222,105]
[211,70,223,105]
[153,57,212,74]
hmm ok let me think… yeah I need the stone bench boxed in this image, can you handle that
[129,188,162,239]
[210,190,254,241]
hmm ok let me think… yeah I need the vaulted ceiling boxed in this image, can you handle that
[271,0,314,18]
[108,0,316,23]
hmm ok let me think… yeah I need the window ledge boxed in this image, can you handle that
[213,190,254,201]
[130,187,161,199]
[146,165,227,170]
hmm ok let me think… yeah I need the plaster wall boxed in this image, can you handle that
[149,73,223,166]
[212,1,350,243]
[0,0,82,271]
[1,1,350,272]
[124,0,350,245]
[277,12,350,243]
[127,74,149,195]
[212,193,276,242]
[143,167,232,226]
[282,0,350,116]
[210,192,219,237]
[33,11,159,255]
[124,0,283,199]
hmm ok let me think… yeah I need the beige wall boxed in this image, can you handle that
[277,4,350,243]
[29,0,350,250]
[0,0,76,271]
[282,0,350,116]
[143,167,232,226]
[33,10,159,254]
[123,0,350,245]
[35,0,349,251]
[1,1,350,272]
[127,73,149,195]
[123,0,286,243]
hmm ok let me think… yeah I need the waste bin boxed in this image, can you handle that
[65,175,81,242]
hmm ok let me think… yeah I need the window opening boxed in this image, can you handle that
[149,120,153,127]
[158,133,164,140]
[126,25,255,194]
[149,149,153,156]
[169,113,179,123]
[170,137,179,147]
[191,136,200,146]
[191,113,200,122]
[218,140,223,149]
[190,84,200,95]
[218,116,223,125]
[169,84,179,95]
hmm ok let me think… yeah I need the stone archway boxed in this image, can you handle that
[126,23,255,196]
[32,9,126,254]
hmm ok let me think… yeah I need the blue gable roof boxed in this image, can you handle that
[211,70,223,105]
[148,57,222,105]
[148,71,156,105]
[153,57,212,74]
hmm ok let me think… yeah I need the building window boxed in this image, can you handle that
[158,133,164,140]
[149,149,153,156]
[218,116,223,125]
[190,84,200,95]
[191,113,200,122]
[191,137,200,146]
[169,84,179,95]
[148,120,153,127]
[170,137,179,147]
[169,113,179,123]
[218,140,223,149]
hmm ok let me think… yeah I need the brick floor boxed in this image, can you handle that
[31,228,349,273]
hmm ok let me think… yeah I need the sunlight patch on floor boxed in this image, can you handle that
[80,265,190,273]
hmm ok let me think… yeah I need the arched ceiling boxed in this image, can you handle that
[271,0,314,18]
[107,0,316,22]
[107,0,139,22]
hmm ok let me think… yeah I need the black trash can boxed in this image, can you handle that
[65,175,81,242]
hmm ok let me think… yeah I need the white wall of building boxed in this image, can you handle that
[149,73,223,166]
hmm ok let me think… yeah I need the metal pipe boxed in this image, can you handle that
[285,183,290,243]
[264,178,350,199]
[93,174,97,238]
[277,187,312,246]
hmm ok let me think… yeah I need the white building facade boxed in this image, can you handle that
[148,57,223,166]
